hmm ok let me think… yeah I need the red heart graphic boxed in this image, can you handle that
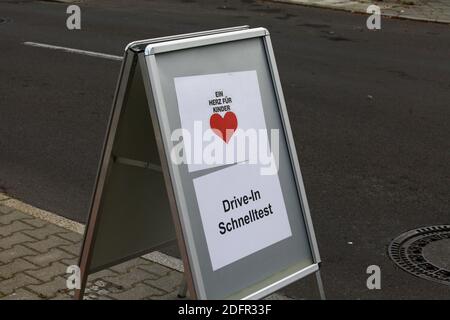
[210,111,238,143]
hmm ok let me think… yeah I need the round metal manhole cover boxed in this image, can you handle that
[389,225,450,286]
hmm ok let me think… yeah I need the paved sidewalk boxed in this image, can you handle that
[274,0,450,24]
[0,194,184,300]
[0,194,290,300]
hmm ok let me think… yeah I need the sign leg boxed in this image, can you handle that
[74,288,84,300]
[177,276,188,299]
[73,266,89,300]
[315,270,326,300]
[74,284,86,300]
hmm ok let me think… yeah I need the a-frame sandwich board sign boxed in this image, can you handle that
[76,26,322,300]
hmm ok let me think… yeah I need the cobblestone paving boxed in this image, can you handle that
[0,199,184,300]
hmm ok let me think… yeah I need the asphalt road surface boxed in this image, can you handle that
[0,0,449,299]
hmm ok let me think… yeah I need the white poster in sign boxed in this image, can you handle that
[174,70,268,172]
[193,162,292,271]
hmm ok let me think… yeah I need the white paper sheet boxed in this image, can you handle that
[193,162,292,271]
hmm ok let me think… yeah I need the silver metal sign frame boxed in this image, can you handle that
[142,27,321,300]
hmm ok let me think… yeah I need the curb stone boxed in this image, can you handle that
[273,0,450,24]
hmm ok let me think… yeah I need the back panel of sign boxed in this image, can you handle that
[88,58,175,272]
